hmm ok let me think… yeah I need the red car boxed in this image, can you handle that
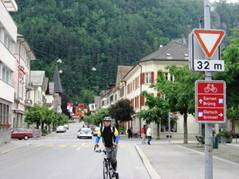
[11,128,33,140]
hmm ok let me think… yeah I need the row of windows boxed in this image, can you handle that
[130,95,145,109]
[164,72,175,81]
[0,103,10,125]
[0,28,14,52]
[127,76,140,94]
[0,62,12,85]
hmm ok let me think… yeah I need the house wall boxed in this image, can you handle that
[0,0,18,145]
[123,60,199,139]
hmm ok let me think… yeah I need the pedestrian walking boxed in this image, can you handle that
[127,127,133,139]
[141,125,147,144]
[146,126,152,145]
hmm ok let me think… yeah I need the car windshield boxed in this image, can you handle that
[81,128,91,133]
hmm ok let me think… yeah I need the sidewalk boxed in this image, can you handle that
[0,141,24,155]
[137,141,239,179]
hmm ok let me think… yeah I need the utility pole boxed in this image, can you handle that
[204,0,213,179]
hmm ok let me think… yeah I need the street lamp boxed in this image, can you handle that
[91,67,97,72]
[56,58,62,64]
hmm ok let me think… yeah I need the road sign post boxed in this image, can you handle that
[188,1,226,179]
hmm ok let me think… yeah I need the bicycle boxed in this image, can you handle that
[95,148,119,179]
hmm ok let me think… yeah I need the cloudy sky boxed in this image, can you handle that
[210,0,239,3]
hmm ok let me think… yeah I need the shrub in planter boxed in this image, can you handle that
[217,131,232,143]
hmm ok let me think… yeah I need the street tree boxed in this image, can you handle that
[83,108,109,125]
[109,99,134,129]
[216,28,239,132]
[156,66,202,143]
[137,92,169,138]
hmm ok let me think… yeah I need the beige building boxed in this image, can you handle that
[121,40,199,139]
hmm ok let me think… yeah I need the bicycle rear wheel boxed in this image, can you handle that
[103,160,109,179]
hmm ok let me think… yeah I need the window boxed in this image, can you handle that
[0,103,10,125]
[165,73,168,80]
[144,72,154,84]
[170,74,175,81]
[1,64,12,85]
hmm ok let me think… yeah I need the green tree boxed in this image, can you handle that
[137,93,169,138]
[109,99,134,129]
[83,108,109,125]
[216,28,239,132]
[156,66,202,143]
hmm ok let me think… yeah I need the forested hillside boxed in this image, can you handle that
[13,0,239,103]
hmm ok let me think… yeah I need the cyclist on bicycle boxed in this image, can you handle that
[94,116,120,175]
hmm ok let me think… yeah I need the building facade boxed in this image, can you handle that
[12,35,36,128]
[29,71,48,106]
[97,40,200,139]
[0,0,18,145]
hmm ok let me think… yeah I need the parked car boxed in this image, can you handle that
[64,124,69,130]
[77,127,92,139]
[56,126,66,133]
[92,126,100,136]
[11,128,33,140]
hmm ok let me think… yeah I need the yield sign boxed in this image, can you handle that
[194,29,225,59]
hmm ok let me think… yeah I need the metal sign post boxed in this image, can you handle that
[189,1,226,179]
[204,1,213,179]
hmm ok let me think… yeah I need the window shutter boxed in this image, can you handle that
[140,73,145,85]
[151,72,154,83]
[140,95,145,107]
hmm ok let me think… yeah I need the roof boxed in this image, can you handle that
[17,34,36,61]
[116,65,132,84]
[140,39,188,62]
[31,71,45,86]
[53,67,63,94]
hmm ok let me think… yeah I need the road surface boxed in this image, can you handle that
[0,123,150,179]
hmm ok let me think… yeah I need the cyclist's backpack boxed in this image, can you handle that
[100,126,115,137]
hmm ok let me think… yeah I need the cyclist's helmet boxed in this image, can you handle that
[103,116,112,122]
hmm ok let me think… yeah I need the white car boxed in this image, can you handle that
[77,128,92,139]
[64,124,69,130]
[56,126,66,133]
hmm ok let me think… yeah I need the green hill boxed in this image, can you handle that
[13,0,239,103]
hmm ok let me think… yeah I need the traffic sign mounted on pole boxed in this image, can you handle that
[194,29,225,59]
[195,80,226,123]
[188,29,225,72]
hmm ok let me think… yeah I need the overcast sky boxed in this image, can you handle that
[210,0,239,3]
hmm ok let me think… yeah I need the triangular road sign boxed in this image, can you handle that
[194,29,225,59]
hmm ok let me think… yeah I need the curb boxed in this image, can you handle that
[135,144,162,179]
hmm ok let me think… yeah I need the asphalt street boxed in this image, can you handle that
[0,123,150,179]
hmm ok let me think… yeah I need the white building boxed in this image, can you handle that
[30,71,48,106]
[0,0,18,145]
[12,35,36,128]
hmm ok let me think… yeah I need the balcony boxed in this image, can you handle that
[0,80,14,103]
[3,0,18,12]
[0,42,16,71]
[25,99,33,107]
[26,82,33,91]
[0,1,17,41]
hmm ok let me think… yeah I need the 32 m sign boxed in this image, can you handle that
[194,59,224,72]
